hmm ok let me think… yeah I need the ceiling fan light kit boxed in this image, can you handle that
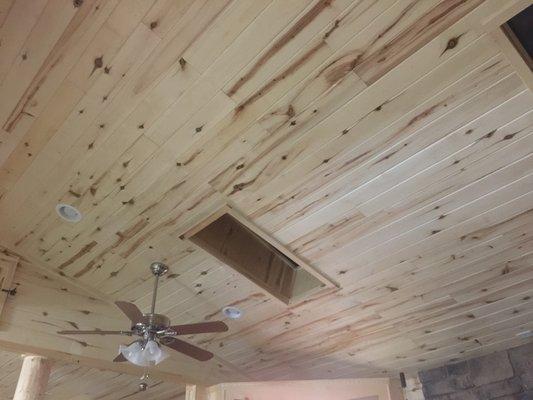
[119,340,168,367]
[58,262,229,366]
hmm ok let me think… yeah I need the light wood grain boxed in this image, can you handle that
[0,0,531,388]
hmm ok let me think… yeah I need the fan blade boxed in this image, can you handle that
[113,353,127,362]
[169,321,228,335]
[162,338,214,361]
[115,301,143,323]
[57,330,132,335]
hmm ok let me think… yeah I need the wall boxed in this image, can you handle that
[418,342,533,400]
[205,378,404,400]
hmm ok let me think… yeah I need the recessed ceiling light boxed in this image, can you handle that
[222,306,242,320]
[55,203,82,222]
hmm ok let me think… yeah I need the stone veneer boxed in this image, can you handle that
[418,342,533,400]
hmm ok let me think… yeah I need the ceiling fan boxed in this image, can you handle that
[58,262,228,366]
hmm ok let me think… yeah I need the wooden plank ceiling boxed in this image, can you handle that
[0,0,532,385]
[0,349,185,400]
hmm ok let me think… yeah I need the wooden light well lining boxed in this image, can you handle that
[501,4,533,71]
[184,208,333,304]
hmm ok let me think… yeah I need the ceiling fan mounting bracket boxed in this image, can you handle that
[150,262,168,277]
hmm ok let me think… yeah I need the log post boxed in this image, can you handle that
[186,384,209,400]
[13,355,51,400]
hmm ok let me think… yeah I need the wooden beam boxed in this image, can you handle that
[0,338,198,385]
[13,355,51,400]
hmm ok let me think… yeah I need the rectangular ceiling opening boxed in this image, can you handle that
[186,210,330,304]
[502,4,532,70]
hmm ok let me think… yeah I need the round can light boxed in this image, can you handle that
[222,306,242,320]
[55,204,82,222]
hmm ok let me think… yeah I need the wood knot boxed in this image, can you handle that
[447,37,458,49]
[94,56,103,69]
[73,0,83,7]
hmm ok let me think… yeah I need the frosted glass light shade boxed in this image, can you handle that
[119,340,169,366]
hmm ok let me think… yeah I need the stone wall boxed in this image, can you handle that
[418,342,533,400]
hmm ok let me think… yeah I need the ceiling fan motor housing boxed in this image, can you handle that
[133,314,171,335]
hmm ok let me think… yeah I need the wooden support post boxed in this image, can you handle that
[186,384,209,400]
[13,355,51,400]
